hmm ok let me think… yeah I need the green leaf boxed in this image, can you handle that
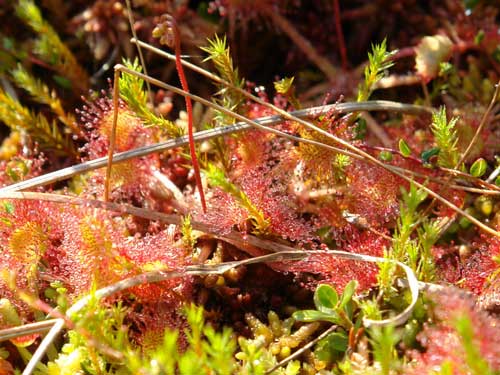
[52,75,72,89]
[470,158,487,177]
[292,310,340,324]
[399,139,412,157]
[421,147,440,163]
[339,280,357,309]
[378,150,393,162]
[324,332,349,352]
[314,284,338,312]
[315,331,349,363]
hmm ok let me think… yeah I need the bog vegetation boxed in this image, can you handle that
[0,1,499,374]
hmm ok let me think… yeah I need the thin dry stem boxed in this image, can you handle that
[103,68,121,202]
[22,320,64,375]
[0,319,60,342]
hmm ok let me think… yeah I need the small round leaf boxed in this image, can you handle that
[314,284,338,311]
[470,158,487,177]
[399,139,412,157]
[378,150,393,162]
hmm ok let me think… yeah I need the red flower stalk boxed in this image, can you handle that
[153,14,207,213]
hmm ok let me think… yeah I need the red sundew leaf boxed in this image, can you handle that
[196,189,247,235]
[478,277,500,314]
[0,358,14,375]
[10,333,38,347]
[407,287,500,374]
[127,300,189,351]
[343,161,403,227]
[434,189,466,219]
[289,232,388,293]
[121,230,194,304]
[235,167,313,242]
[435,236,499,296]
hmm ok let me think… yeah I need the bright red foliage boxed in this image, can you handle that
[289,231,389,292]
[408,288,500,374]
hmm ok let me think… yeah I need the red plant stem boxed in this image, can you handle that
[170,18,207,213]
[333,0,348,70]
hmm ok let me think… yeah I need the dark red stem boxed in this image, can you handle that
[170,18,207,213]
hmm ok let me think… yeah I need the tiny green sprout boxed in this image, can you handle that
[5,158,30,182]
[293,281,357,330]
[430,106,459,168]
[470,158,487,177]
[474,30,485,45]
[274,76,301,109]
[274,77,295,95]
[314,331,349,364]
[357,38,396,102]
[378,150,393,162]
[181,214,195,252]
[439,61,454,76]
[354,117,367,139]
[368,324,401,375]
[496,175,500,186]
[398,139,412,157]
[3,201,14,214]
[455,315,495,375]
[0,298,22,326]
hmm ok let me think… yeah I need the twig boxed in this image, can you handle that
[0,319,60,342]
[373,74,421,89]
[487,164,500,184]
[22,319,64,375]
[151,169,188,208]
[104,68,120,201]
